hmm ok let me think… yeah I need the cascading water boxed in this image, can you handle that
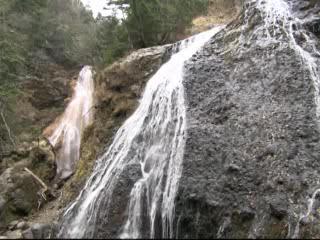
[249,0,320,238]
[254,0,320,119]
[48,66,94,180]
[58,27,223,239]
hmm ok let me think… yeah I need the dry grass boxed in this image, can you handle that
[187,0,243,35]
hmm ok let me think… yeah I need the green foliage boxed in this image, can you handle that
[92,0,208,67]
[0,0,210,91]
[93,15,130,66]
[109,0,209,48]
[0,0,98,101]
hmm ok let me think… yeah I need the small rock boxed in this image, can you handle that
[266,143,279,155]
[189,193,197,199]
[240,208,255,221]
[269,198,288,219]
[0,236,7,239]
[22,228,34,239]
[16,221,28,230]
[15,147,29,158]
[226,164,240,172]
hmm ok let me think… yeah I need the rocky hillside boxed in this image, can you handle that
[0,60,77,237]
[0,44,172,238]
[5,0,320,239]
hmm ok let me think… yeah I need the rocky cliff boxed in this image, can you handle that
[175,0,320,238]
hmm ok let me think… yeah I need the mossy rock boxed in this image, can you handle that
[29,146,55,183]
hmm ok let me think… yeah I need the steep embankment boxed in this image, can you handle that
[0,45,173,239]
[0,61,77,238]
[176,0,320,238]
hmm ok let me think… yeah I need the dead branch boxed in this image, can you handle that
[24,167,56,210]
[0,110,16,147]
[24,167,48,190]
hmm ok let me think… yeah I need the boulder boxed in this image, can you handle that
[16,221,29,230]
[31,223,51,239]
[0,168,39,229]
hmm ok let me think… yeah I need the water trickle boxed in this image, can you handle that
[293,189,320,238]
[48,66,94,180]
[58,27,223,239]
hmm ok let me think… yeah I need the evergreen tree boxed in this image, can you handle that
[109,0,208,48]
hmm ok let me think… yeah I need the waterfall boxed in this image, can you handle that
[58,27,223,239]
[48,66,94,180]
[252,0,320,238]
[254,0,320,119]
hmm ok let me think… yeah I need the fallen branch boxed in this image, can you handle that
[24,167,48,190]
[24,167,56,210]
[0,110,16,147]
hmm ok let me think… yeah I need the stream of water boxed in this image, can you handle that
[48,66,94,180]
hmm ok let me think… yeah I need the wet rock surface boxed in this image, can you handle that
[175,0,320,238]
[91,163,142,239]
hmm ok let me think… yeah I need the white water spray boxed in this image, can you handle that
[58,27,223,239]
[48,66,94,180]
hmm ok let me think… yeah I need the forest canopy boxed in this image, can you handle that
[0,0,208,79]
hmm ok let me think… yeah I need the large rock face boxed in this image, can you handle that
[175,0,320,238]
